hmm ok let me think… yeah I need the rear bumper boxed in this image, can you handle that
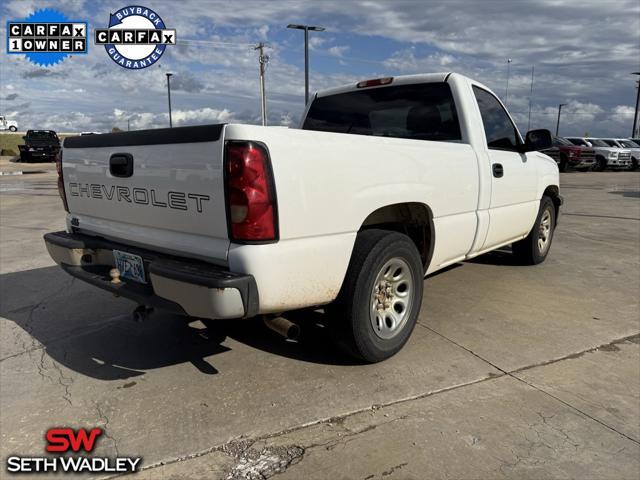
[43,231,259,320]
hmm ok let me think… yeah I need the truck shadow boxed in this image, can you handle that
[0,266,359,381]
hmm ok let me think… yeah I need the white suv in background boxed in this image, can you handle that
[602,138,640,171]
[566,137,631,171]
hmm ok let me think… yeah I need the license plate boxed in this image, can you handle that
[113,250,146,284]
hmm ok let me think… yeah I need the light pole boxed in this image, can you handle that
[287,24,325,105]
[556,103,567,136]
[254,42,269,126]
[632,72,640,138]
[527,65,535,131]
[166,72,173,128]
[505,58,512,105]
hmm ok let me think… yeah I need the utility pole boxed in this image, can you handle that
[632,72,640,137]
[527,65,535,131]
[287,24,325,105]
[166,72,173,128]
[505,58,512,105]
[127,118,130,131]
[254,42,269,126]
[555,103,567,136]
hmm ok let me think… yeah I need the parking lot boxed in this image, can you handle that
[1,165,639,479]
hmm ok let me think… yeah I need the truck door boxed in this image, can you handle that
[472,86,539,250]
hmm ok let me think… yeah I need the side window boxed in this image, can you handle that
[473,86,521,151]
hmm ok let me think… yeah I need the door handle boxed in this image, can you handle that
[109,153,134,178]
[492,163,504,178]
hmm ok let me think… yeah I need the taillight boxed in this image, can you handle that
[356,77,393,88]
[55,149,69,212]
[224,141,277,242]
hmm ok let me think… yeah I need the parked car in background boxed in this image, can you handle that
[566,137,631,171]
[0,115,18,132]
[542,135,595,171]
[601,138,639,171]
[44,72,560,363]
[18,130,61,162]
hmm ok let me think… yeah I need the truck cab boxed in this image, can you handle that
[0,115,18,132]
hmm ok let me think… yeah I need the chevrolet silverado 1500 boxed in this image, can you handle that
[44,73,560,362]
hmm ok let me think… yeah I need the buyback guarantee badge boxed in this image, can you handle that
[95,5,175,69]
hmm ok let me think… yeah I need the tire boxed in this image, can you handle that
[9,126,17,132]
[631,157,638,171]
[329,229,424,363]
[594,156,607,171]
[512,196,556,265]
[558,155,568,172]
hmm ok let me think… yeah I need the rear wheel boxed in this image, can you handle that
[330,229,423,363]
[8,126,17,132]
[512,196,556,265]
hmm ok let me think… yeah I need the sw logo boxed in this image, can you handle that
[6,8,88,67]
[95,5,176,69]
[45,427,103,452]
[5,427,141,474]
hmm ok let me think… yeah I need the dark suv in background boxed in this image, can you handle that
[18,130,61,162]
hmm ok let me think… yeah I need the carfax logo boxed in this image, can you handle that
[95,5,176,69]
[6,8,88,66]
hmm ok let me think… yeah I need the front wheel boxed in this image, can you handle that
[512,196,556,265]
[559,155,568,172]
[631,157,638,171]
[594,156,607,171]
[8,126,17,132]
[329,229,424,363]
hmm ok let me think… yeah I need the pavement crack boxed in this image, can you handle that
[417,323,640,446]
[96,401,120,457]
[219,439,305,480]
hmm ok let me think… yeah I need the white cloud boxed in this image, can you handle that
[327,45,350,58]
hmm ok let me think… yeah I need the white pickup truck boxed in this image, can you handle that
[44,73,560,362]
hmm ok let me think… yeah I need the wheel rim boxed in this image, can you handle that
[370,257,413,340]
[537,208,553,254]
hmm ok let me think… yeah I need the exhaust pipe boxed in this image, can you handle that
[263,316,300,340]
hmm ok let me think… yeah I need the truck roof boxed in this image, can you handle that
[315,72,478,99]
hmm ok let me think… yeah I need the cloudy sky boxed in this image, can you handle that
[1,0,639,137]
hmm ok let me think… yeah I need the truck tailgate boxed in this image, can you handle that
[62,125,230,264]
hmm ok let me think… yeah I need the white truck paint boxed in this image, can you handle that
[44,72,561,362]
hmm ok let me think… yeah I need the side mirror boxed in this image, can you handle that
[522,129,552,152]
[22,136,27,141]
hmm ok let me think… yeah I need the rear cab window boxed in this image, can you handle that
[302,82,462,143]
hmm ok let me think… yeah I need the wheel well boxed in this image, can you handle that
[360,203,434,272]
[543,185,561,222]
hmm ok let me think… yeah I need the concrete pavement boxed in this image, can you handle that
[1,171,639,479]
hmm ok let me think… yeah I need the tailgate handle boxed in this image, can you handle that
[109,153,134,178]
